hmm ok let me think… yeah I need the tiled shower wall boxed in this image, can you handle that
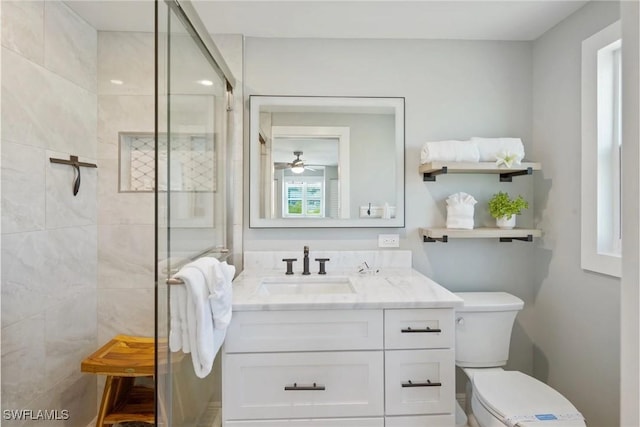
[1,1,98,426]
[96,31,155,345]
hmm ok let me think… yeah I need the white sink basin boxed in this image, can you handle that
[258,276,355,296]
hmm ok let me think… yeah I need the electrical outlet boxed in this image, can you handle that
[378,234,399,248]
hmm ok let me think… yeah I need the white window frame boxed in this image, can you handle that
[282,178,325,218]
[581,21,622,277]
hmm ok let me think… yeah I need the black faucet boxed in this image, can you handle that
[302,246,310,275]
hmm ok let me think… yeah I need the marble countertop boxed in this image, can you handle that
[231,268,463,311]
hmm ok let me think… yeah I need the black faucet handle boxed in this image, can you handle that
[314,258,330,275]
[282,258,297,275]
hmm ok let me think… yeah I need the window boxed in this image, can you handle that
[283,179,324,218]
[581,21,622,277]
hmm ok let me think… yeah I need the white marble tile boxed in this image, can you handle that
[1,227,97,327]
[2,232,51,327]
[243,250,412,272]
[1,47,97,158]
[20,371,96,427]
[57,374,97,427]
[1,315,47,409]
[232,224,244,272]
[50,225,98,298]
[98,159,154,225]
[97,141,117,162]
[44,1,97,93]
[1,142,46,233]
[97,95,154,150]
[163,34,224,96]
[232,157,244,227]
[98,224,154,289]
[1,0,44,65]
[98,32,154,95]
[45,290,97,389]
[46,150,97,229]
[97,288,155,345]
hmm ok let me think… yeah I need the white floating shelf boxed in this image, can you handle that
[420,227,542,242]
[419,161,541,182]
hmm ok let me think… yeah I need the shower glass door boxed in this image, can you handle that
[156,1,230,425]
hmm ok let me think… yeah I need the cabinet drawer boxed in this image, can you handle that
[225,418,384,426]
[224,351,384,420]
[385,415,455,427]
[226,310,383,353]
[384,309,454,349]
[385,349,455,416]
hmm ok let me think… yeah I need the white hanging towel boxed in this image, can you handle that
[169,284,190,354]
[171,256,235,378]
[446,192,477,229]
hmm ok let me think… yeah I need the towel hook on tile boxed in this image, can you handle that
[49,155,97,196]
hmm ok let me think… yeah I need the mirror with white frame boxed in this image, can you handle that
[249,95,405,228]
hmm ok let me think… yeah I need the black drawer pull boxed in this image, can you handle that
[284,382,326,391]
[401,326,441,333]
[402,379,442,388]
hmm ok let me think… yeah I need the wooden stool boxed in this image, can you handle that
[81,335,155,426]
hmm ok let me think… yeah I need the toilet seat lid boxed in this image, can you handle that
[473,371,585,426]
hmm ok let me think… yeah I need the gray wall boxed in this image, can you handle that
[1,1,98,425]
[244,38,536,376]
[620,1,640,425]
[531,2,621,427]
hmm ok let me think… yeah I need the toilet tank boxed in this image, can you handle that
[454,292,524,368]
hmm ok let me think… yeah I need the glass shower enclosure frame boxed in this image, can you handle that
[155,1,236,425]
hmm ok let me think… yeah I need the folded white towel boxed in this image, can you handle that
[420,140,480,164]
[471,137,525,162]
[446,192,477,230]
[446,217,474,229]
[171,257,235,378]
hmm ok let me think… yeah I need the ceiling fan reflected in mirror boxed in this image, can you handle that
[274,151,317,174]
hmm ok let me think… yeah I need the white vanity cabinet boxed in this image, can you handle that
[384,309,456,426]
[222,308,456,426]
[223,310,384,426]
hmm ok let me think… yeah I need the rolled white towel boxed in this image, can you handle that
[420,140,480,164]
[471,137,525,162]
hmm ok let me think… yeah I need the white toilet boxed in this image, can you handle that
[455,292,586,427]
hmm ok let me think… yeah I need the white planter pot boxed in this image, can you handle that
[496,215,516,229]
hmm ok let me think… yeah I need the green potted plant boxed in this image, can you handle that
[487,191,529,229]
